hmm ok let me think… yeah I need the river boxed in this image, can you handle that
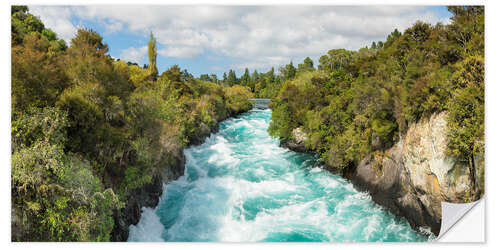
[128,108,431,242]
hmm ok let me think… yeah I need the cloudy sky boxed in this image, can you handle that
[29,5,452,77]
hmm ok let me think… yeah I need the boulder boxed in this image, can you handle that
[280,128,309,152]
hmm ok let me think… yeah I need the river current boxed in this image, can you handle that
[128,109,431,242]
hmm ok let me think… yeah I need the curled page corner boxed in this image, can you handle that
[437,199,482,240]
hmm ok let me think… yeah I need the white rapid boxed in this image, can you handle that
[128,109,431,242]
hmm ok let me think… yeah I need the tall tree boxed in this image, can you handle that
[297,57,314,74]
[241,68,250,86]
[223,72,227,85]
[281,61,296,80]
[209,74,218,83]
[267,67,275,83]
[147,31,158,80]
[227,69,238,86]
[199,74,210,82]
[447,6,484,57]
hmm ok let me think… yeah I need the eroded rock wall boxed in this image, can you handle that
[282,112,482,236]
[350,112,480,235]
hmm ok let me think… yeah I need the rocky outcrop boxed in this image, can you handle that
[188,109,249,146]
[187,122,219,146]
[280,128,309,152]
[349,112,481,235]
[110,149,185,241]
[282,112,482,236]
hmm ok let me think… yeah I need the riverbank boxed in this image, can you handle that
[128,109,430,242]
[280,112,483,236]
[110,106,253,241]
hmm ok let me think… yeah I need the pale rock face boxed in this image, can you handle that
[282,112,481,235]
[280,127,309,152]
[292,127,308,145]
[350,112,478,235]
[401,112,473,212]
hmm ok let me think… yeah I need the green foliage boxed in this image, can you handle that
[297,57,314,74]
[11,107,121,241]
[12,33,69,111]
[223,85,254,115]
[227,69,238,86]
[70,28,108,55]
[446,55,484,196]
[11,8,253,241]
[269,7,484,178]
[11,5,48,45]
[318,49,355,73]
[280,61,296,80]
[240,68,250,87]
[147,31,158,80]
[123,166,153,191]
[12,107,69,150]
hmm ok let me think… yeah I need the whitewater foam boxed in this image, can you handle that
[128,109,430,242]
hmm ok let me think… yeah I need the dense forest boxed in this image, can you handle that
[264,6,484,198]
[11,6,252,241]
[200,57,314,99]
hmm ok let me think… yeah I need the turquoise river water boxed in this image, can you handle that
[128,109,432,242]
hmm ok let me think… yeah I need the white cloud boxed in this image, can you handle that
[158,46,203,59]
[103,20,124,34]
[29,5,77,43]
[119,46,148,64]
[29,5,448,71]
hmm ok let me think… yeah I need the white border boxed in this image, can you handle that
[2,0,496,249]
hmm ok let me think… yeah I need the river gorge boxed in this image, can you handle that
[127,108,432,242]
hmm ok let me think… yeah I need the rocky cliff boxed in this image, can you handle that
[350,112,483,235]
[282,112,483,235]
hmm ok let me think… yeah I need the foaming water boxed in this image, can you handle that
[128,109,432,242]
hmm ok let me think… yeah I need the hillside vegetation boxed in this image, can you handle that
[266,7,484,195]
[11,6,252,241]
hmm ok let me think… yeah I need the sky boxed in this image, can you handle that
[28,5,452,78]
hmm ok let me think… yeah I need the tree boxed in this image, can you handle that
[12,5,28,15]
[267,67,275,83]
[297,57,314,74]
[227,69,238,86]
[446,55,484,199]
[447,6,484,57]
[240,68,250,86]
[11,107,120,241]
[280,61,296,80]
[209,74,218,83]
[11,5,65,47]
[147,31,158,80]
[249,70,259,91]
[71,28,108,56]
[12,33,69,111]
[385,29,401,47]
[160,65,182,83]
[223,72,228,85]
[199,74,210,82]
[318,49,354,73]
